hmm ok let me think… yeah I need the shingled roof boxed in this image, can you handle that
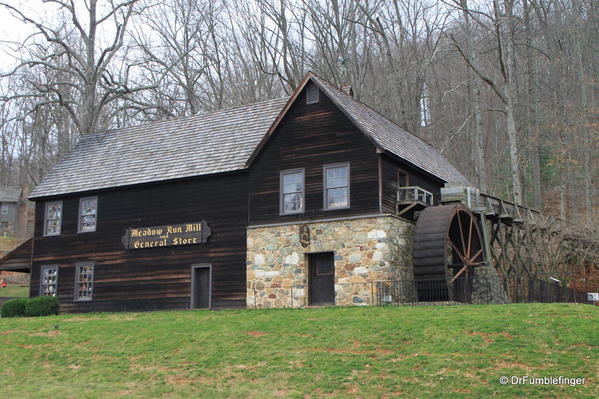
[30,98,288,199]
[309,75,469,185]
[30,73,468,199]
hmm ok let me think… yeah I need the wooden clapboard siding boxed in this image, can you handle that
[30,172,248,312]
[380,154,445,214]
[249,86,380,224]
[0,237,33,272]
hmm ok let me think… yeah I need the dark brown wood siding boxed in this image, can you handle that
[249,86,380,224]
[380,154,445,214]
[30,173,248,312]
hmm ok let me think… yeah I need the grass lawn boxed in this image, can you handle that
[0,304,597,398]
[0,283,29,298]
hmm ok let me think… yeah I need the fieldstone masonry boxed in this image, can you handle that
[471,266,510,304]
[247,216,414,308]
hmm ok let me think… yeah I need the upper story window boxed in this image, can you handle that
[324,163,350,210]
[78,197,98,233]
[44,201,62,236]
[40,265,58,296]
[280,169,305,215]
[306,85,319,104]
[0,203,8,215]
[74,262,94,301]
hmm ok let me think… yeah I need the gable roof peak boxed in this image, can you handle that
[251,72,469,185]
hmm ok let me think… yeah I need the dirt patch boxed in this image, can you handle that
[166,374,194,387]
[62,316,95,322]
[383,391,404,398]
[493,360,533,372]
[0,330,18,335]
[246,330,267,337]
[467,331,513,344]
[389,352,432,363]
[30,330,60,337]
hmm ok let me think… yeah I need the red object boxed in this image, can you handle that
[1,281,6,288]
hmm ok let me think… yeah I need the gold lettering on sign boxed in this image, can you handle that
[124,221,211,250]
[167,226,183,234]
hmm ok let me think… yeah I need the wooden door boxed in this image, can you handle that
[308,253,335,305]
[192,266,211,309]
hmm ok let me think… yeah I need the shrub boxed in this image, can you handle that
[1,298,29,318]
[25,296,59,317]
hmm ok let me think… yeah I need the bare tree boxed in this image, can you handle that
[0,0,149,135]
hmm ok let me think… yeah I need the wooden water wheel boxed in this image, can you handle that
[412,204,485,302]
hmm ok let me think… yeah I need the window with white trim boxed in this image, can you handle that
[324,163,350,210]
[78,197,97,233]
[44,201,62,236]
[0,203,8,215]
[75,262,94,301]
[40,265,58,297]
[280,169,305,215]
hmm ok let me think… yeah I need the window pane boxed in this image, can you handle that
[47,204,61,219]
[282,173,302,194]
[327,187,348,208]
[281,170,304,214]
[326,166,348,188]
[41,266,58,296]
[79,198,97,232]
[283,193,302,213]
[76,264,94,300]
[47,220,60,235]
[45,202,62,235]
[81,199,96,215]
[81,216,95,231]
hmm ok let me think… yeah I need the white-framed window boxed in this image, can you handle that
[40,265,58,297]
[78,197,98,233]
[44,201,62,236]
[324,163,350,210]
[74,262,94,301]
[280,169,305,215]
[0,203,8,215]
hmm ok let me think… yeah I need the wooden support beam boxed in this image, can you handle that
[478,211,492,266]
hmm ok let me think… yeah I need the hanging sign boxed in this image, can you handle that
[299,224,310,248]
[123,221,212,250]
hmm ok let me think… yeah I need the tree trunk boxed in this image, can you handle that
[498,0,522,204]
[523,0,542,208]
[461,0,487,192]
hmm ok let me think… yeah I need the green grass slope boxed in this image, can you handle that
[0,283,29,298]
[0,304,597,398]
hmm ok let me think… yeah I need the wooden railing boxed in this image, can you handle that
[440,185,548,224]
[397,186,434,206]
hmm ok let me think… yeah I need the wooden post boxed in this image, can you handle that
[478,211,492,267]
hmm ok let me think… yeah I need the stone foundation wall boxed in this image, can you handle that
[247,216,414,308]
[471,266,510,304]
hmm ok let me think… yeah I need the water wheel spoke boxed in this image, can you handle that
[470,248,483,263]
[449,240,466,264]
[457,211,466,255]
[467,217,473,259]
[449,264,469,283]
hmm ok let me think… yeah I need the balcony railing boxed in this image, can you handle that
[397,186,434,206]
